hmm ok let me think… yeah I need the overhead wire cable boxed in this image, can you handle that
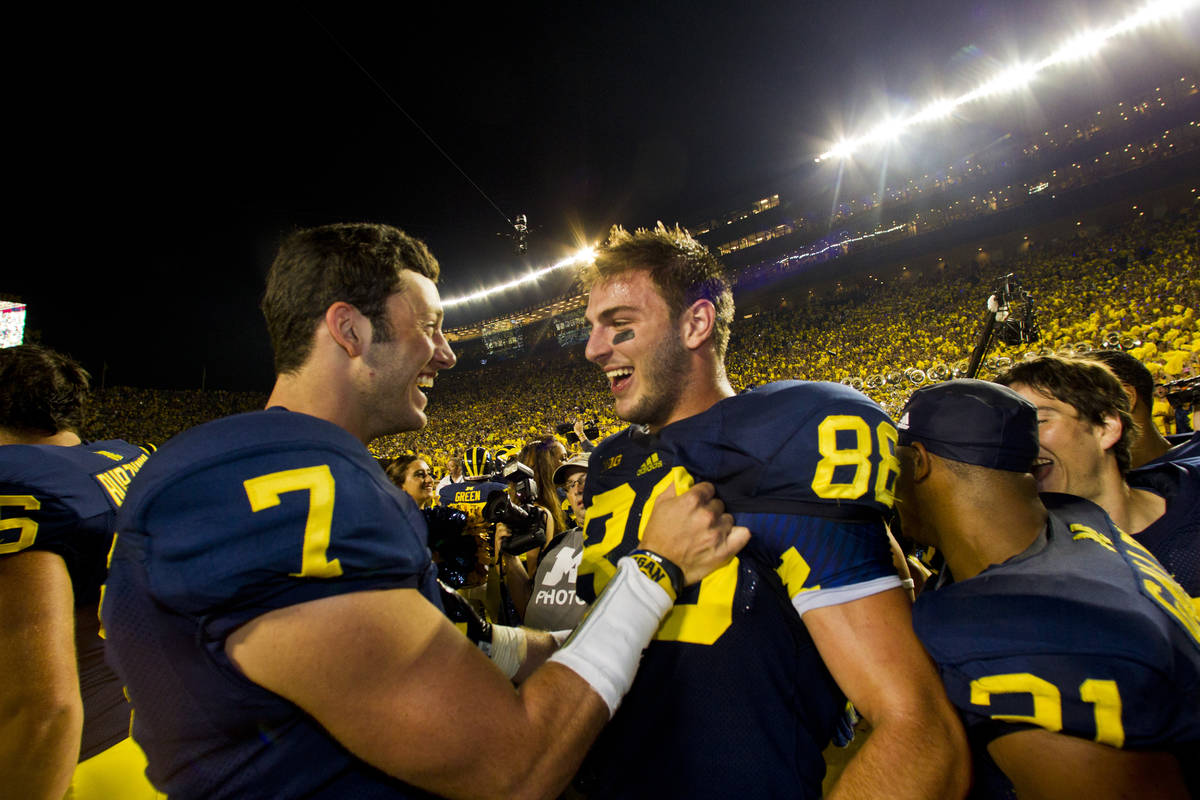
[310,14,514,226]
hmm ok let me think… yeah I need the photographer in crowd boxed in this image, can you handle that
[518,453,590,632]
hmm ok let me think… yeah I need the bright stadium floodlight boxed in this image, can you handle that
[988,62,1038,95]
[813,0,1200,162]
[1042,28,1110,67]
[815,139,858,163]
[911,98,957,124]
[443,245,597,308]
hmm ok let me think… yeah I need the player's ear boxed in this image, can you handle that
[1096,412,1123,451]
[324,302,367,358]
[680,298,716,350]
[906,442,932,483]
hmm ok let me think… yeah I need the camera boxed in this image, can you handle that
[556,417,600,444]
[992,273,1038,346]
[421,505,487,589]
[1163,376,1198,407]
[482,461,547,555]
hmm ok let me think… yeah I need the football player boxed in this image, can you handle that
[574,224,969,799]
[0,344,158,799]
[439,445,515,620]
[997,356,1199,597]
[895,379,1199,798]
[100,222,747,799]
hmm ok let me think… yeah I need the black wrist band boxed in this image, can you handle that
[628,548,684,602]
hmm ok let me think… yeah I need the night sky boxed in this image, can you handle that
[9,2,1197,390]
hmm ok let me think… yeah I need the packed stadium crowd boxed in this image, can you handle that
[80,207,1198,472]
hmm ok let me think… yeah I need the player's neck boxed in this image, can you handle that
[267,370,372,444]
[0,427,82,447]
[1107,483,1167,535]
[649,363,735,433]
[1129,415,1171,469]
[943,490,1046,581]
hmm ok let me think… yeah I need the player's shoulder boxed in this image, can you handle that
[440,477,506,502]
[662,381,895,514]
[123,408,373,510]
[1129,454,1200,493]
[914,511,1182,670]
[669,380,889,446]
[0,439,149,513]
[588,425,659,488]
[734,379,888,418]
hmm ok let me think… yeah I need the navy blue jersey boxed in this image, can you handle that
[1126,457,1200,597]
[575,381,901,799]
[1147,430,1200,466]
[914,494,1200,799]
[438,477,509,531]
[101,409,442,800]
[0,439,149,759]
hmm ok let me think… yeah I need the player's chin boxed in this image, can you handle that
[613,393,640,421]
[400,405,428,431]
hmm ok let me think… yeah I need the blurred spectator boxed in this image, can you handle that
[435,455,463,494]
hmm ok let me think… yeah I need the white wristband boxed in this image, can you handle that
[547,556,673,716]
[487,624,528,680]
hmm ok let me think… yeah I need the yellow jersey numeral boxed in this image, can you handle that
[244,466,342,578]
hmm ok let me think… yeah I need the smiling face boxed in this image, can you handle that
[584,270,690,429]
[401,458,436,506]
[361,272,456,436]
[1008,382,1117,499]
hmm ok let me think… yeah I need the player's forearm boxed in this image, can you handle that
[509,628,560,684]
[474,661,610,800]
[0,700,82,800]
[829,706,969,800]
[414,558,670,799]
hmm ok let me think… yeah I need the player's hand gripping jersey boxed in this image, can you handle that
[100,409,443,800]
[0,440,150,764]
[575,381,901,799]
[914,494,1200,798]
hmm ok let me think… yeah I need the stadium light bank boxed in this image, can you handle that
[815,0,1198,164]
[443,246,597,308]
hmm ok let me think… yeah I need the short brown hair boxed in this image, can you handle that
[580,223,734,359]
[262,223,440,374]
[996,356,1136,473]
[0,345,90,436]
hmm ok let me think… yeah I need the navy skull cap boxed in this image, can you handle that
[897,379,1039,472]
